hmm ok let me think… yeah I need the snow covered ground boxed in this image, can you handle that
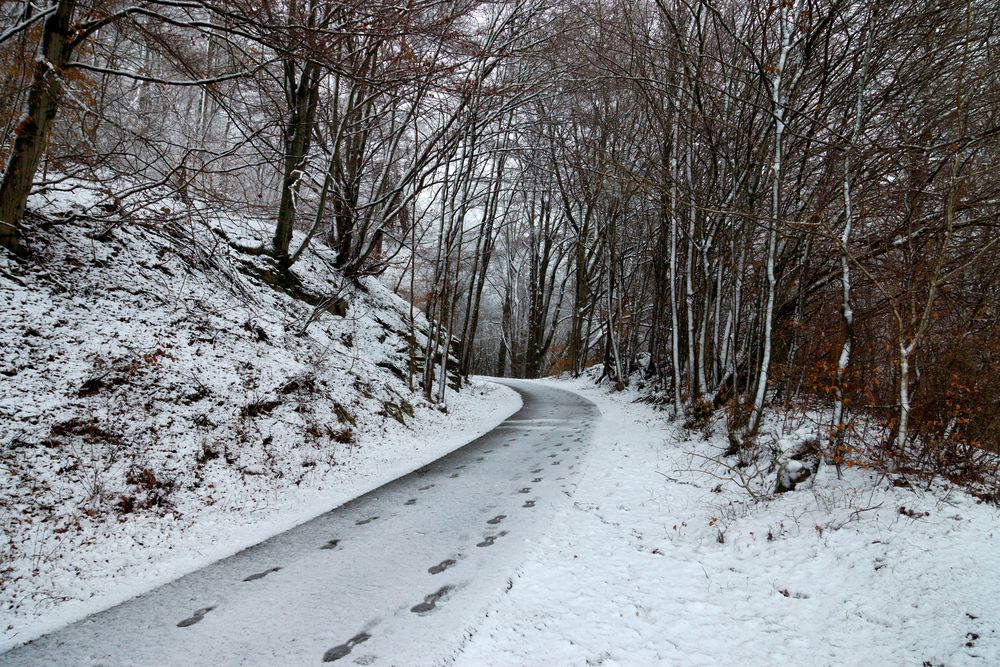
[0,380,589,666]
[458,376,1000,666]
[0,186,521,651]
[0,378,518,654]
[4,189,997,663]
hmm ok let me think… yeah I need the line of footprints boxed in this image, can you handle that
[173,426,586,665]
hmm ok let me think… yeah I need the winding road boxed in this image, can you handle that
[2,380,599,666]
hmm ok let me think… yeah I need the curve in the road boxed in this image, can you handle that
[1,379,599,667]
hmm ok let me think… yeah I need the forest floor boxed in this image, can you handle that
[0,185,522,651]
[0,378,519,654]
[0,380,590,666]
[456,376,1000,666]
[2,356,997,663]
[2,185,997,661]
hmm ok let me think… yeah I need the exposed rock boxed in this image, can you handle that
[775,459,811,493]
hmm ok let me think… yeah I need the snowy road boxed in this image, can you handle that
[2,380,599,666]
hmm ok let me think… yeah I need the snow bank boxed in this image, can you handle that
[0,185,520,650]
[457,376,1000,666]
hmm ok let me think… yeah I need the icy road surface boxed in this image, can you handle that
[2,380,598,666]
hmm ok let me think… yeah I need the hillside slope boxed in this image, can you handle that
[0,187,519,649]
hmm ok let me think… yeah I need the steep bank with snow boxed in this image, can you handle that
[0,190,519,650]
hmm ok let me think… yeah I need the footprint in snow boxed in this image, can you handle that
[320,538,340,550]
[405,498,417,506]
[419,484,435,491]
[477,531,508,547]
[410,586,452,613]
[428,559,457,575]
[518,487,531,494]
[476,456,485,462]
[548,454,557,458]
[356,516,379,526]
[243,567,281,582]
[522,500,536,508]
[486,514,507,525]
[531,468,543,474]
[322,632,371,663]
[532,477,543,483]
[450,473,460,479]
[552,461,561,466]
[177,605,215,628]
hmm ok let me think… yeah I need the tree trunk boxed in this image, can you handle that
[668,117,684,416]
[0,0,76,253]
[496,288,512,377]
[273,62,320,266]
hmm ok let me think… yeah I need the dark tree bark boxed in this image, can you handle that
[272,60,321,267]
[0,0,76,253]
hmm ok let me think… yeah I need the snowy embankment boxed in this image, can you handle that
[458,376,999,666]
[0,188,520,651]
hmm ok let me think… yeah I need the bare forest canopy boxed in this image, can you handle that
[2,1,999,471]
